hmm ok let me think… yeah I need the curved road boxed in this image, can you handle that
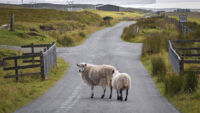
[14,22,180,113]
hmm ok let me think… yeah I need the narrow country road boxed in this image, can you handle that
[14,22,180,113]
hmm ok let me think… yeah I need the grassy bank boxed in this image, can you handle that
[0,6,109,47]
[166,12,200,24]
[122,17,200,113]
[0,48,68,113]
[88,9,144,20]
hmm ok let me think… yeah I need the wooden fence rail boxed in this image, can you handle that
[168,40,200,73]
[3,42,57,82]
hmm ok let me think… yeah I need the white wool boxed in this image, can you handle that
[112,70,131,90]
[79,63,116,89]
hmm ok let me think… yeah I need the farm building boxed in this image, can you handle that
[95,5,120,12]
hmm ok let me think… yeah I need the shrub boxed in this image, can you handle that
[103,16,113,21]
[142,33,161,55]
[151,56,166,82]
[165,74,183,96]
[79,32,86,38]
[183,71,198,93]
[121,24,135,41]
[57,35,74,46]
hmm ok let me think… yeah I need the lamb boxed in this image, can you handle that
[112,70,131,101]
[77,62,115,99]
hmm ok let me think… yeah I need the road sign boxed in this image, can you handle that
[179,15,187,23]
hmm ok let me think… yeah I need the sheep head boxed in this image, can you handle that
[113,69,120,77]
[77,62,87,73]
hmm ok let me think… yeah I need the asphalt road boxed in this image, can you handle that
[14,22,180,113]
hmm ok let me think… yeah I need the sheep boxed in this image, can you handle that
[112,70,131,101]
[77,62,115,99]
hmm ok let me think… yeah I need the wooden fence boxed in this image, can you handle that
[3,42,57,82]
[168,40,200,73]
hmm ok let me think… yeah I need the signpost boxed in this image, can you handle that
[179,15,187,23]
[179,15,187,33]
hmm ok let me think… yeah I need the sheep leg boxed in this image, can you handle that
[117,90,120,100]
[125,88,128,101]
[101,88,106,99]
[109,86,112,99]
[120,89,123,101]
[91,86,94,98]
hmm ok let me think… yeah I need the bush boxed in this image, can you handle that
[183,71,198,93]
[151,56,166,81]
[103,16,113,21]
[142,33,161,55]
[57,35,74,46]
[79,32,86,38]
[165,74,183,96]
[121,24,135,41]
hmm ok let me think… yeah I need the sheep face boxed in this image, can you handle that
[77,62,87,73]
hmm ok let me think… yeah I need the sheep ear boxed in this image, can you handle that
[84,64,87,67]
[112,70,115,74]
[79,70,82,73]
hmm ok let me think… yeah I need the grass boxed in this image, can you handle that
[86,9,144,20]
[0,6,108,47]
[122,16,200,113]
[0,48,69,113]
[141,51,200,113]
[166,12,200,24]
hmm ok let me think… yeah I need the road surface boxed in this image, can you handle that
[14,22,180,113]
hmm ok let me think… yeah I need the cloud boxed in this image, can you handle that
[0,0,155,4]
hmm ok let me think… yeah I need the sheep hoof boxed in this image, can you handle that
[125,98,127,101]
[101,95,105,99]
[120,97,123,101]
[91,95,94,98]
[109,95,112,99]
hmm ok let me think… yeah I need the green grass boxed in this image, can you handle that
[85,9,144,20]
[123,16,200,113]
[166,12,200,24]
[141,51,200,113]
[0,48,69,113]
[0,6,108,47]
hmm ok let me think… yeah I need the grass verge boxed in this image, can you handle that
[0,48,69,113]
[122,16,200,113]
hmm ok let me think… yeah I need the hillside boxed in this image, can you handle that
[0,6,104,47]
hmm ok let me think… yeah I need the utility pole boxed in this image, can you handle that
[66,0,74,11]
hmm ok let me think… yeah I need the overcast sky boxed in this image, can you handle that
[0,0,200,8]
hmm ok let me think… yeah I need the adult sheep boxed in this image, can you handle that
[77,62,115,99]
[112,70,131,101]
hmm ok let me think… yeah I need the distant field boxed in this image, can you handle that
[0,6,106,47]
[85,9,144,20]
[166,12,200,24]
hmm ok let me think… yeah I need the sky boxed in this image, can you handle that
[0,0,200,9]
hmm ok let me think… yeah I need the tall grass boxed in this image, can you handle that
[121,24,135,41]
[151,56,166,82]
[142,33,161,55]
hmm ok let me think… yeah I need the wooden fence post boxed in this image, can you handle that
[40,51,45,80]
[10,12,14,31]
[180,60,184,73]
[14,58,18,82]
[31,43,35,64]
